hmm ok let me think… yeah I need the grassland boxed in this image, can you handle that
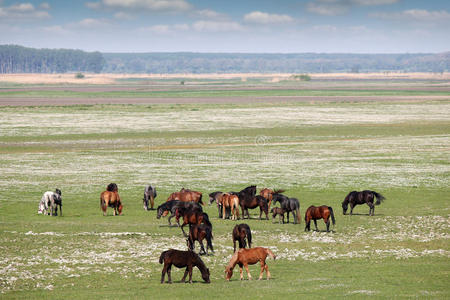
[0,75,449,299]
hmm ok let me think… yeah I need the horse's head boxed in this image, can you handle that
[55,188,61,196]
[156,205,164,219]
[342,201,348,215]
[118,204,123,215]
[225,266,233,281]
[202,268,210,283]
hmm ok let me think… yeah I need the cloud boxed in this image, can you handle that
[307,0,399,16]
[140,23,190,34]
[371,9,450,22]
[69,18,111,28]
[0,2,50,20]
[114,11,134,20]
[195,9,227,20]
[86,0,192,12]
[192,20,243,32]
[243,11,294,24]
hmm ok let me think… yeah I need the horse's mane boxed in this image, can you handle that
[226,251,239,270]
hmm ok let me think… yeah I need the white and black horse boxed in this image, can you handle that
[38,189,62,216]
[143,185,157,210]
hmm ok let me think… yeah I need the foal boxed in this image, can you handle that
[225,247,276,281]
[271,207,286,224]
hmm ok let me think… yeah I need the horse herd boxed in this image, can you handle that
[38,184,385,283]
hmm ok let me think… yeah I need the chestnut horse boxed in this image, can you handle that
[225,247,276,281]
[232,223,252,252]
[167,188,204,205]
[159,249,210,284]
[187,224,214,255]
[304,205,335,232]
[176,206,212,237]
[100,183,122,216]
[260,188,284,210]
[220,193,240,220]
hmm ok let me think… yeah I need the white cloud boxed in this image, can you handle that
[0,2,50,20]
[371,9,450,22]
[39,2,50,10]
[195,9,227,20]
[114,11,134,20]
[192,20,243,32]
[42,25,69,35]
[140,23,190,34]
[243,11,294,24]
[70,18,111,28]
[88,0,192,12]
[307,0,399,16]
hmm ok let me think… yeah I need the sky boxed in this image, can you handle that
[0,0,449,53]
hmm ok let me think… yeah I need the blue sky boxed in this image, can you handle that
[0,0,449,53]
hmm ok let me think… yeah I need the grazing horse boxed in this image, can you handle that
[225,247,276,281]
[305,205,336,232]
[167,189,204,205]
[143,185,157,210]
[159,249,210,284]
[260,188,285,211]
[100,183,122,216]
[232,223,252,252]
[342,190,385,216]
[209,191,224,218]
[271,207,286,224]
[272,193,301,224]
[187,224,214,255]
[157,200,202,226]
[219,193,240,220]
[176,207,212,237]
[38,189,62,216]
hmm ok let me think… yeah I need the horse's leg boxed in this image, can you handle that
[150,194,154,210]
[167,265,172,284]
[368,202,374,216]
[244,264,252,280]
[188,265,193,284]
[264,264,271,279]
[287,211,290,223]
[313,219,318,231]
[233,238,237,252]
[199,240,206,255]
[259,261,265,280]
[181,267,188,283]
[259,207,262,220]
[326,219,330,232]
[239,266,244,280]
[305,219,310,231]
[222,204,226,220]
[181,223,188,237]
[350,203,354,215]
[161,263,168,283]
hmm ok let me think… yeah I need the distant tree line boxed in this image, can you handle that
[1,45,449,74]
[0,45,105,73]
[103,52,450,74]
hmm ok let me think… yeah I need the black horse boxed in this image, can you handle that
[187,224,214,255]
[159,249,210,284]
[342,190,385,216]
[236,186,261,219]
[143,185,157,210]
[232,223,252,252]
[157,200,202,226]
[272,193,301,224]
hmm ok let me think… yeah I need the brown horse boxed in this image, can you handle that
[176,207,212,237]
[232,223,252,252]
[240,195,269,220]
[100,183,122,216]
[159,249,210,284]
[220,193,240,220]
[167,189,204,205]
[304,205,335,232]
[271,207,286,224]
[260,188,285,210]
[187,224,214,255]
[225,247,276,281]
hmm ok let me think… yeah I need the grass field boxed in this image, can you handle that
[0,75,449,299]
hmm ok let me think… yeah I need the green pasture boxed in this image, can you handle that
[0,93,449,298]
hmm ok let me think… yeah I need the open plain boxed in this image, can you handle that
[0,73,449,299]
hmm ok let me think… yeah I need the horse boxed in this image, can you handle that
[159,249,210,284]
[270,207,286,224]
[157,200,202,226]
[38,189,62,216]
[342,190,385,216]
[272,193,301,224]
[187,224,214,255]
[304,205,336,232]
[100,183,122,216]
[232,223,252,252]
[209,191,224,218]
[143,185,157,210]
[225,247,276,281]
[167,189,204,205]
[237,186,268,220]
[260,188,285,211]
[175,207,212,237]
[219,193,240,220]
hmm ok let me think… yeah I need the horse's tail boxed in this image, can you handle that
[328,206,336,225]
[202,213,212,228]
[159,250,167,264]
[205,226,214,252]
[296,207,301,224]
[266,248,276,260]
[245,227,252,248]
[373,191,385,205]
